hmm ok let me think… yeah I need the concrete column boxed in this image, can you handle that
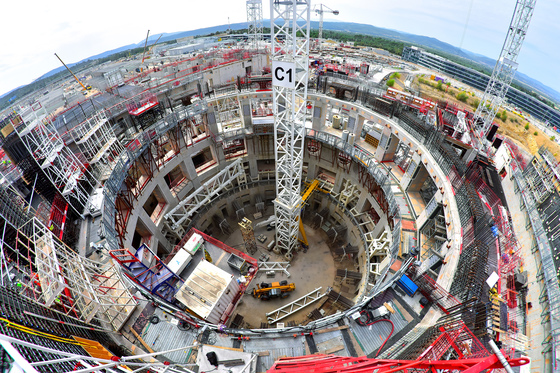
[306,160,318,180]
[354,190,369,213]
[371,215,388,239]
[182,158,201,189]
[400,152,422,191]
[374,127,392,162]
[463,148,478,164]
[240,99,252,127]
[158,179,177,208]
[312,101,328,131]
[205,107,220,136]
[246,138,259,179]
[353,115,365,137]
[138,210,173,254]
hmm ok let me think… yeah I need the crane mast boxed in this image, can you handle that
[314,3,339,50]
[472,0,537,153]
[270,0,311,261]
[247,0,264,49]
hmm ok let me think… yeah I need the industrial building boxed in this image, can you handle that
[0,0,558,372]
[402,45,560,128]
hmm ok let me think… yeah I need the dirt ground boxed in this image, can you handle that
[408,77,560,161]
[217,218,360,329]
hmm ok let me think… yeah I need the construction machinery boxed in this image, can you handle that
[54,53,92,91]
[313,3,339,50]
[252,281,295,300]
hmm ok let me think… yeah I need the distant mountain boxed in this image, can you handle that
[21,20,560,105]
[0,86,23,100]
[34,44,138,82]
[131,23,251,47]
[316,21,560,104]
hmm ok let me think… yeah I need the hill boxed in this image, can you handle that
[3,20,560,110]
[316,21,560,104]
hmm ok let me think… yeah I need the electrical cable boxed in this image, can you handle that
[354,311,394,357]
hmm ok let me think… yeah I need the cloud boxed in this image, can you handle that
[1,0,559,95]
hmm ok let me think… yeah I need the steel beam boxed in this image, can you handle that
[258,261,291,277]
[164,159,246,230]
[266,287,324,323]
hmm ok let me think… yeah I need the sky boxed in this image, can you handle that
[1,0,558,97]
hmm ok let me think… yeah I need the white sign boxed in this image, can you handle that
[272,60,296,89]
[486,271,499,289]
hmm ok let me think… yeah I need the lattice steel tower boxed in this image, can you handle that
[473,0,537,145]
[247,0,264,49]
[239,217,258,254]
[271,0,311,260]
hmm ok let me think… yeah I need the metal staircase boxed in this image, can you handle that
[110,244,183,302]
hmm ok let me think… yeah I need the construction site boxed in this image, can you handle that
[0,0,558,372]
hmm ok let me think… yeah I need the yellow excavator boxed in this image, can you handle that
[252,281,295,300]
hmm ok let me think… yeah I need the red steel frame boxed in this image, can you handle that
[48,193,69,241]
[268,320,528,372]
[267,354,529,373]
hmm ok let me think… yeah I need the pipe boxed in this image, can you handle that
[489,339,514,373]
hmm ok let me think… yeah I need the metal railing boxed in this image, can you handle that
[510,147,560,371]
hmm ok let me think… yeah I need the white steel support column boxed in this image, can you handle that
[473,0,537,147]
[247,0,264,49]
[271,0,310,260]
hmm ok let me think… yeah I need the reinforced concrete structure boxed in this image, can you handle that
[0,2,557,372]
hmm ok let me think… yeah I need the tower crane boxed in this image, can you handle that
[271,0,311,261]
[470,0,537,158]
[313,3,339,50]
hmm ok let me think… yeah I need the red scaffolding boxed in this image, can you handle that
[268,321,529,372]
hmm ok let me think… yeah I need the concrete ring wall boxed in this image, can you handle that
[102,90,462,332]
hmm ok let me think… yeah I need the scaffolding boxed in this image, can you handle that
[11,111,98,217]
[215,88,243,133]
[0,217,136,331]
[508,144,560,368]
[0,334,197,373]
[523,156,554,204]
[67,110,123,178]
[238,217,257,254]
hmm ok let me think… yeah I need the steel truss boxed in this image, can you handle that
[473,0,537,143]
[215,88,243,133]
[0,217,136,330]
[0,334,196,373]
[271,0,311,260]
[247,0,264,49]
[12,113,98,216]
[163,159,247,232]
[68,110,123,177]
[239,217,258,254]
[258,261,291,277]
[266,287,324,323]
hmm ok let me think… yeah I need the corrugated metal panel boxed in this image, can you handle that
[347,307,410,357]
[243,336,305,371]
[142,308,197,363]
[313,330,350,356]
